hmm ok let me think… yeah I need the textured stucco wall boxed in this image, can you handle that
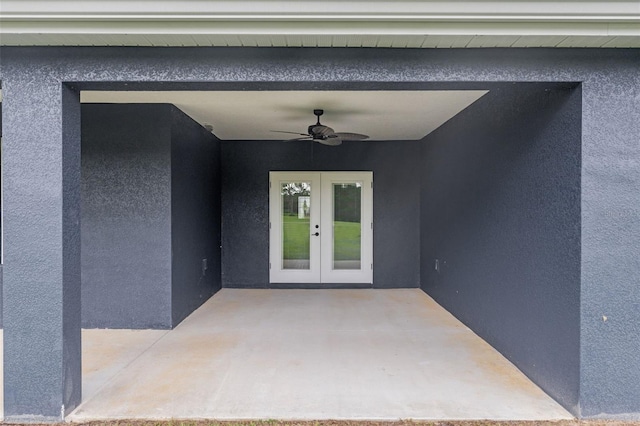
[81,104,173,329]
[421,84,582,412]
[578,56,640,420]
[0,266,2,328]
[170,107,222,325]
[0,47,638,419]
[221,140,421,288]
[1,75,82,420]
[0,107,3,327]
[82,104,221,329]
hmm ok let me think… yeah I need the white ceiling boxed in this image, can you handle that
[80,90,488,141]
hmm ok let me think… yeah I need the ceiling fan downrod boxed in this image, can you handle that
[313,109,324,125]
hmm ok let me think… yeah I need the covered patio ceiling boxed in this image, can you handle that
[80,90,488,141]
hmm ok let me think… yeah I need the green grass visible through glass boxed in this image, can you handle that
[333,221,361,261]
[282,215,310,260]
[282,215,360,261]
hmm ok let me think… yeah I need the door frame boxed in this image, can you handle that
[269,171,373,285]
[269,172,322,283]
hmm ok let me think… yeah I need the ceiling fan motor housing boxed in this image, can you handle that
[309,109,335,139]
[308,124,335,139]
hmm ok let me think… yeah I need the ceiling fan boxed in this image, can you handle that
[271,109,369,146]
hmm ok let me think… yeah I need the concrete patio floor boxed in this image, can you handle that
[64,289,572,421]
[0,289,573,421]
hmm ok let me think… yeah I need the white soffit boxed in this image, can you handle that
[80,90,489,141]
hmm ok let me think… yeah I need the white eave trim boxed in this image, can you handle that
[1,1,639,46]
[1,1,639,19]
[2,12,639,23]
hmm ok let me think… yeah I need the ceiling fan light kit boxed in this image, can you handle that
[271,109,370,146]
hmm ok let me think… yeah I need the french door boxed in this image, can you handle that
[269,171,373,284]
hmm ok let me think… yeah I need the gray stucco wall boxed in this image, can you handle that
[82,103,221,329]
[0,107,3,327]
[0,266,2,328]
[2,75,82,420]
[221,140,421,288]
[579,55,640,419]
[0,47,638,419]
[420,84,582,412]
[81,104,173,329]
[170,107,222,325]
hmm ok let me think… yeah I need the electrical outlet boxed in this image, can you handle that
[202,258,208,275]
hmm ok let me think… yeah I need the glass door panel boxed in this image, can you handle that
[320,172,373,284]
[269,172,321,283]
[333,183,362,270]
[281,182,311,270]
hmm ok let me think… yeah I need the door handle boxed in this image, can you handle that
[312,232,319,236]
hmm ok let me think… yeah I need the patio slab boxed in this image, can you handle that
[82,329,169,402]
[66,288,572,421]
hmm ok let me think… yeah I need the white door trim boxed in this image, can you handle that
[269,172,321,283]
[269,171,373,285]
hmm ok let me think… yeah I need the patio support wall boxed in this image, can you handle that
[578,57,640,418]
[0,111,3,327]
[420,84,582,412]
[81,103,221,329]
[81,104,173,329]
[0,47,638,419]
[170,107,222,325]
[1,73,82,420]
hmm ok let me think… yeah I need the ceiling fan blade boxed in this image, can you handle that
[284,137,313,142]
[334,132,369,140]
[316,137,342,146]
[271,130,311,136]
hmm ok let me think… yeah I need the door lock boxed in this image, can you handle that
[312,232,319,236]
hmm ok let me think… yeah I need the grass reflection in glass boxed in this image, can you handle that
[333,221,361,262]
[281,181,312,269]
[282,215,311,262]
[282,215,361,262]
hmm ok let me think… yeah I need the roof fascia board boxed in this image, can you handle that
[1,1,638,45]
[2,1,640,24]
[1,21,639,37]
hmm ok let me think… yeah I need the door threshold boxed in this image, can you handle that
[246,283,374,289]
